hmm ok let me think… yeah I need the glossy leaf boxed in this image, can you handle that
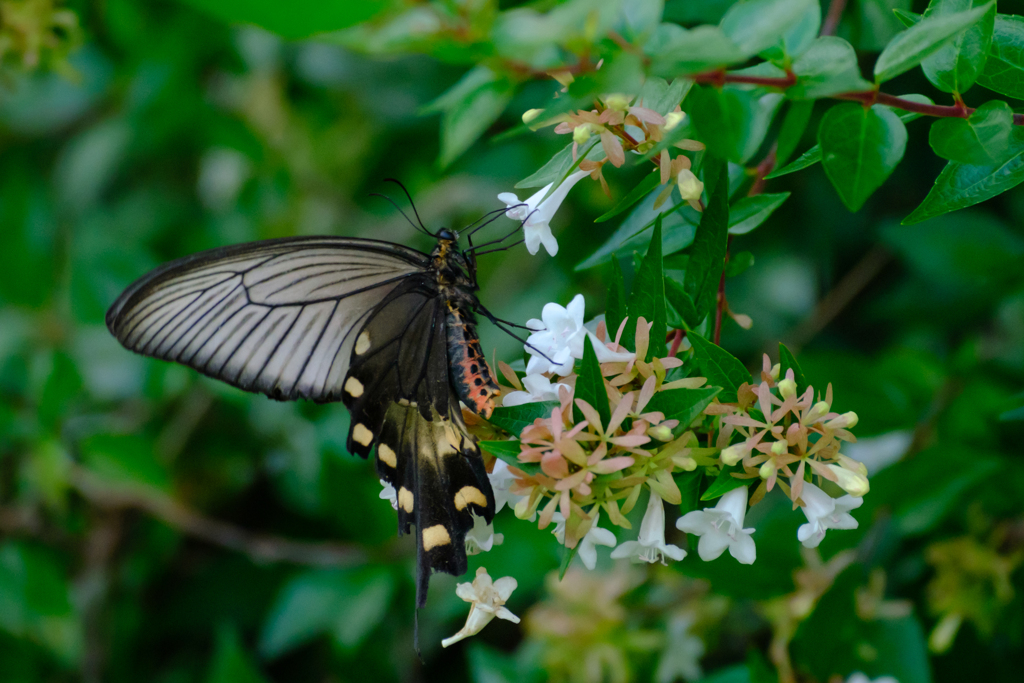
[516,139,601,189]
[481,440,541,476]
[700,466,748,500]
[489,401,560,437]
[976,14,1024,98]
[904,129,1024,223]
[873,2,993,83]
[665,276,699,328]
[628,215,668,359]
[921,0,996,94]
[573,336,611,425]
[644,386,721,428]
[575,191,696,270]
[596,170,661,223]
[727,193,790,235]
[765,144,821,178]
[776,101,814,167]
[719,0,819,57]
[929,100,1013,164]
[688,85,783,163]
[688,332,749,403]
[788,37,874,99]
[819,103,908,211]
[606,258,627,338]
[778,343,808,393]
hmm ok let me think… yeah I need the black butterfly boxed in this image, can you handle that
[106,197,529,607]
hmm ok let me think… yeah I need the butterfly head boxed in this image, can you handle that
[436,227,458,242]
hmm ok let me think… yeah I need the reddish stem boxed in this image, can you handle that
[820,0,848,38]
[713,262,728,346]
[668,329,684,356]
[694,69,797,89]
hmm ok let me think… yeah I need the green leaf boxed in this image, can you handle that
[665,276,699,329]
[645,24,747,75]
[788,37,875,99]
[921,0,996,94]
[573,337,611,426]
[903,129,1024,223]
[725,250,755,277]
[765,144,821,178]
[628,214,668,360]
[488,401,560,437]
[684,157,729,323]
[819,103,908,211]
[480,441,541,476]
[675,470,703,515]
[719,0,819,57]
[179,0,392,39]
[977,15,1024,98]
[206,627,271,683]
[433,68,514,168]
[776,101,814,166]
[700,466,748,501]
[79,434,172,492]
[607,258,627,338]
[727,192,790,235]
[644,386,721,428]
[873,2,993,83]
[929,100,1013,164]
[778,343,808,393]
[637,77,694,115]
[516,139,602,189]
[596,170,661,223]
[687,85,784,163]
[558,543,579,580]
[260,567,394,658]
[688,332,749,403]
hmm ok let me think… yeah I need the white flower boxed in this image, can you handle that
[488,459,523,513]
[465,513,504,555]
[498,169,588,256]
[524,294,587,375]
[846,673,899,683]
[551,511,618,570]
[827,463,870,497]
[441,567,519,648]
[379,480,397,510]
[502,373,570,407]
[610,491,686,564]
[656,615,705,683]
[676,486,756,564]
[797,482,862,549]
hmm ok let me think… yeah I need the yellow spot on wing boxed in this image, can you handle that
[454,486,488,510]
[422,524,451,551]
[353,423,373,447]
[378,443,397,468]
[344,376,364,398]
[355,331,371,355]
[398,487,414,512]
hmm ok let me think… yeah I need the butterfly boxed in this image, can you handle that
[105,194,530,607]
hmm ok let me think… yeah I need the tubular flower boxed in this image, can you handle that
[441,567,519,648]
[503,373,570,407]
[676,486,756,565]
[551,511,617,569]
[499,169,588,256]
[610,491,686,564]
[465,513,504,555]
[796,482,862,548]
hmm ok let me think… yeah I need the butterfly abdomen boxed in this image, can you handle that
[444,303,499,419]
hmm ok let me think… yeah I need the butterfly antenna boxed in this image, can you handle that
[464,204,523,237]
[369,192,433,237]
[472,237,525,257]
[383,178,432,235]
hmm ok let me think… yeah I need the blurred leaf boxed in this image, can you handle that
[644,386,720,427]
[775,101,813,167]
[788,37,874,99]
[792,565,932,683]
[596,170,661,223]
[725,251,754,278]
[516,139,602,190]
[719,0,819,57]
[778,343,808,393]
[178,0,392,39]
[976,14,1024,98]
[637,77,693,115]
[645,24,747,75]
[687,86,783,163]
[688,332,748,403]
[469,643,545,683]
[903,129,1024,223]
[574,337,611,425]
[79,434,172,492]
[819,103,908,211]
[260,567,394,658]
[684,156,729,323]
[427,67,514,168]
[921,0,996,94]
[929,100,1014,166]
[665,276,699,328]
[0,542,81,666]
[489,402,560,437]
[727,193,790,235]
[873,2,992,83]
[628,214,668,359]
[206,626,271,683]
[607,259,627,338]
[697,664,752,683]
[765,144,821,178]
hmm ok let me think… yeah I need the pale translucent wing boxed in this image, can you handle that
[106,236,429,402]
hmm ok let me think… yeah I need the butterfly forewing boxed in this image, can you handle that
[106,234,500,609]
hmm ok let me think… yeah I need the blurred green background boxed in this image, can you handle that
[1,1,1023,682]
